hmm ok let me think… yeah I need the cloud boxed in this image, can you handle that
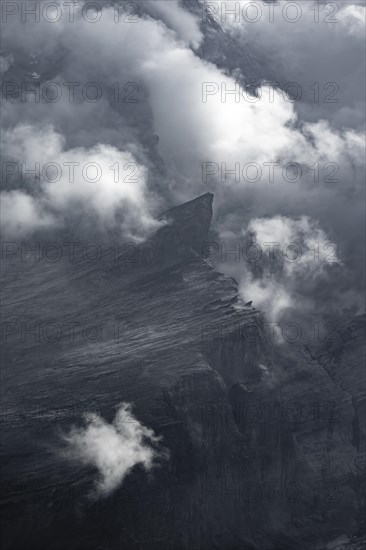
[245,215,341,275]
[213,0,366,130]
[1,190,55,237]
[1,124,162,239]
[339,3,366,35]
[1,0,364,319]
[138,0,203,48]
[2,2,364,199]
[235,215,341,320]
[62,403,167,497]
[0,54,14,74]
[240,274,293,323]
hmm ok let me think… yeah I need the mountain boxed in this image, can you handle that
[1,193,365,549]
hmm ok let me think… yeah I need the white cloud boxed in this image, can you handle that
[139,0,203,48]
[0,54,14,74]
[339,4,366,35]
[237,215,341,322]
[246,215,340,274]
[1,190,56,237]
[240,273,294,323]
[1,124,162,239]
[63,403,167,497]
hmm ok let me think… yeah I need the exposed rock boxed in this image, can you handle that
[1,194,364,549]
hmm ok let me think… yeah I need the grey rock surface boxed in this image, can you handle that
[1,194,364,549]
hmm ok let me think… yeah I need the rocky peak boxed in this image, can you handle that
[151,192,214,261]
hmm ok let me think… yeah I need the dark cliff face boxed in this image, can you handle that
[1,194,365,550]
[152,192,214,260]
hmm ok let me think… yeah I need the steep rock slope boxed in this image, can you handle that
[1,194,364,549]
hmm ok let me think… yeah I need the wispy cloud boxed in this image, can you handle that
[63,403,168,497]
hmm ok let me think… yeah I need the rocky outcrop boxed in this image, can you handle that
[151,192,214,261]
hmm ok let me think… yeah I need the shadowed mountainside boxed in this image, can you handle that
[1,193,365,549]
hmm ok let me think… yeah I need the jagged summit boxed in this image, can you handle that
[152,193,214,260]
[159,192,214,221]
